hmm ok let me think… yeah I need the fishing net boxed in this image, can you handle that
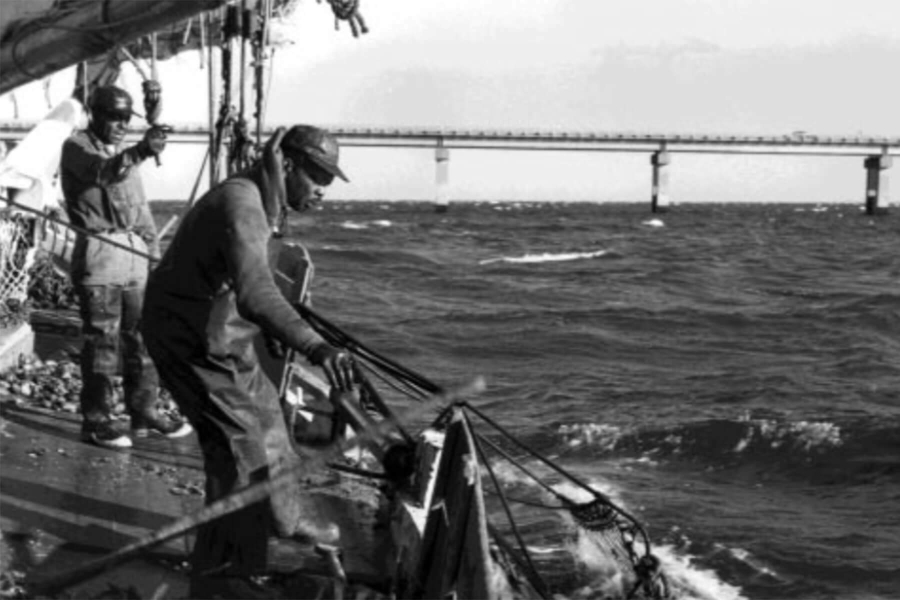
[293,303,673,599]
[0,212,36,307]
[569,499,637,575]
[568,498,669,599]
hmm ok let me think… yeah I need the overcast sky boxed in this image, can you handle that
[3,0,899,203]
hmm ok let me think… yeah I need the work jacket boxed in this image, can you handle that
[143,174,326,369]
[60,129,158,285]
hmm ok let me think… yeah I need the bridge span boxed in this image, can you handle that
[1,121,897,212]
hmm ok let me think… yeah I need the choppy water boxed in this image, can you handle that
[168,200,899,599]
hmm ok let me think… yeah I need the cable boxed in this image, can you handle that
[466,412,549,598]
[0,197,157,263]
[462,402,654,553]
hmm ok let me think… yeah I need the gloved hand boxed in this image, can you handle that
[137,125,168,160]
[309,344,355,392]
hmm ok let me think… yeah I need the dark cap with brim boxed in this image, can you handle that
[89,86,137,119]
[281,125,349,182]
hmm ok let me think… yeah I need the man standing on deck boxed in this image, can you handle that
[141,125,355,599]
[60,85,192,449]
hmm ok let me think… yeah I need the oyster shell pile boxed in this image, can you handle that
[0,354,180,419]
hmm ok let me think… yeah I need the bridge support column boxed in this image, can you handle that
[864,154,891,214]
[434,145,450,213]
[650,150,671,213]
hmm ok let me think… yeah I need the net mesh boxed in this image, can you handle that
[569,499,670,599]
[0,213,36,304]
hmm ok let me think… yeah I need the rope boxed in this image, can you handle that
[254,0,273,145]
[356,361,430,403]
[476,433,566,501]
[355,369,413,443]
[465,411,549,598]
[0,197,158,263]
[294,303,443,396]
[482,488,567,511]
[326,461,391,480]
[118,47,150,81]
[461,402,654,553]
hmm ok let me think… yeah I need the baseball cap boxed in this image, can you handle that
[88,86,138,121]
[281,125,349,183]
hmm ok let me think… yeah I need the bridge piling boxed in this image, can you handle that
[651,149,671,213]
[864,154,891,214]
[435,144,450,213]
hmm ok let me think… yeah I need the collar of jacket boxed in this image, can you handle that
[246,162,287,235]
[82,127,120,156]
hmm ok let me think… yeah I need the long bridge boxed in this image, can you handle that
[1,121,897,212]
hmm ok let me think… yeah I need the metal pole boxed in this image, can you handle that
[206,11,217,188]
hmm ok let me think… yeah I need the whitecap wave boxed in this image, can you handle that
[339,219,392,230]
[339,220,368,230]
[558,422,623,451]
[479,249,608,265]
[734,415,842,453]
[654,544,747,600]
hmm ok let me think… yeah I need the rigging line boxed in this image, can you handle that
[295,303,442,394]
[354,369,413,443]
[463,402,608,500]
[356,361,429,403]
[462,401,654,552]
[188,148,211,205]
[326,461,390,480]
[118,46,151,81]
[5,6,81,81]
[353,349,433,398]
[149,32,159,81]
[476,432,566,501]
[310,320,431,400]
[482,488,567,511]
[263,48,276,136]
[256,0,274,143]
[0,197,157,263]
[486,523,554,600]
[238,0,248,122]
[465,411,549,598]
[182,17,194,47]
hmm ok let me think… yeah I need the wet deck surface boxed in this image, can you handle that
[0,313,394,597]
[0,402,203,597]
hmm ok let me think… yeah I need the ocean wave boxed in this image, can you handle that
[556,416,900,481]
[479,249,609,265]
[337,219,393,230]
[486,467,745,599]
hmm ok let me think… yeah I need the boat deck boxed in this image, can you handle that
[0,402,201,597]
[0,399,394,595]
[0,311,393,597]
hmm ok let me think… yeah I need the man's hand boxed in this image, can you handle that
[137,125,170,160]
[310,344,355,392]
